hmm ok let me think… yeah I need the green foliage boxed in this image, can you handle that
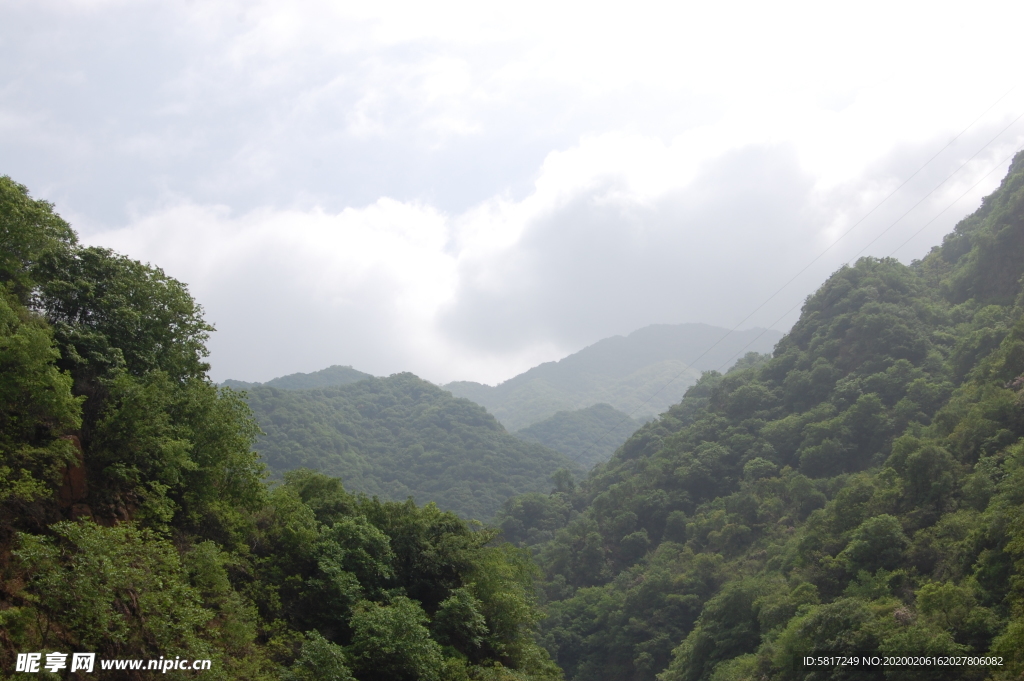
[515,403,644,468]
[432,587,489,652]
[36,244,213,381]
[838,515,908,574]
[223,364,373,392]
[87,372,265,536]
[285,631,355,681]
[0,178,559,681]
[0,176,77,303]
[14,521,215,663]
[0,292,80,512]
[500,152,1024,681]
[246,375,579,521]
[348,596,448,681]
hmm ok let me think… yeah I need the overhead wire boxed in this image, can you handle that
[557,90,1023,470]
[711,141,1024,376]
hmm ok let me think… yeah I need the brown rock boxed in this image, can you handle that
[58,435,88,513]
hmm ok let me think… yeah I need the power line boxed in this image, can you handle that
[559,91,1022,470]
[846,110,1024,263]
[888,147,1022,258]
[711,143,1024,375]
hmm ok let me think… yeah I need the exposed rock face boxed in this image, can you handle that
[58,435,91,520]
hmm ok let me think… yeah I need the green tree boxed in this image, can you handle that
[0,292,81,514]
[285,631,355,681]
[0,176,76,302]
[348,597,448,681]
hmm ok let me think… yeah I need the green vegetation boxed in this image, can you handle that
[0,176,560,680]
[446,324,783,432]
[515,404,644,469]
[496,152,1024,681]
[223,365,373,392]
[244,376,580,521]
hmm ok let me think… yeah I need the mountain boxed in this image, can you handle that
[514,403,645,469]
[222,363,373,391]
[445,323,784,431]
[0,176,560,681]
[497,153,1024,681]
[245,372,580,521]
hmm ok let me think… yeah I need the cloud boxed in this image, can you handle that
[6,0,1024,383]
[84,125,1021,384]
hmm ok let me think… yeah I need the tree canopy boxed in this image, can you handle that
[0,175,561,680]
[245,375,580,521]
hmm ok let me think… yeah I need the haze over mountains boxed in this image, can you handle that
[223,323,783,492]
[222,364,373,391]
[242,373,578,520]
[445,323,784,431]
[513,403,644,469]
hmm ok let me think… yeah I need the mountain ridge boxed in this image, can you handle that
[245,371,581,520]
[446,323,784,431]
[222,364,373,391]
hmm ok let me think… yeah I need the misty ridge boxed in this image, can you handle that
[443,323,783,431]
[221,322,780,519]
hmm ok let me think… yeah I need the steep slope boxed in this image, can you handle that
[515,403,645,469]
[246,373,580,521]
[498,153,1024,681]
[223,364,372,391]
[446,324,784,431]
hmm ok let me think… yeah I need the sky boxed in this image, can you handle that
[3,0,1024,385]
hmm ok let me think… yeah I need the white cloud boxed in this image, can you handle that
[6,0,1024,383]
[84,123,1021,384]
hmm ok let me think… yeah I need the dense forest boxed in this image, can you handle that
[223,365,373,392]
[495,152,1024,680]
[228,363,645,479]
[514,404,644,469]
[445,324,782,432]
[0,176,561,680]
[243,376,579,521]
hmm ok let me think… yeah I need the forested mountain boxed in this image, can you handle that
[514,404,644,469]
[497,152,1024,681]
[223,364,373,391]
[0,176,560,680]
[445,324,783,432]
[244,375,580,521]
[9,146,1024,681]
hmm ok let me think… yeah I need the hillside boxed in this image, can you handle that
[245,373,580,521]
[222,363,373,391]
[445,323,784,431]
[0,176,561,680]
[514,403,645,469]
[496,153,1024,681]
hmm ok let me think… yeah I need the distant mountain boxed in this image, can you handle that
[222,364,373,391]
[496,152,1024,681]
[445,323,784,431]
[245,372,579,520]
[514,403,644,469]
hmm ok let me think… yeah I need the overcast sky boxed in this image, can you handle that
[3,0,1024,384]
